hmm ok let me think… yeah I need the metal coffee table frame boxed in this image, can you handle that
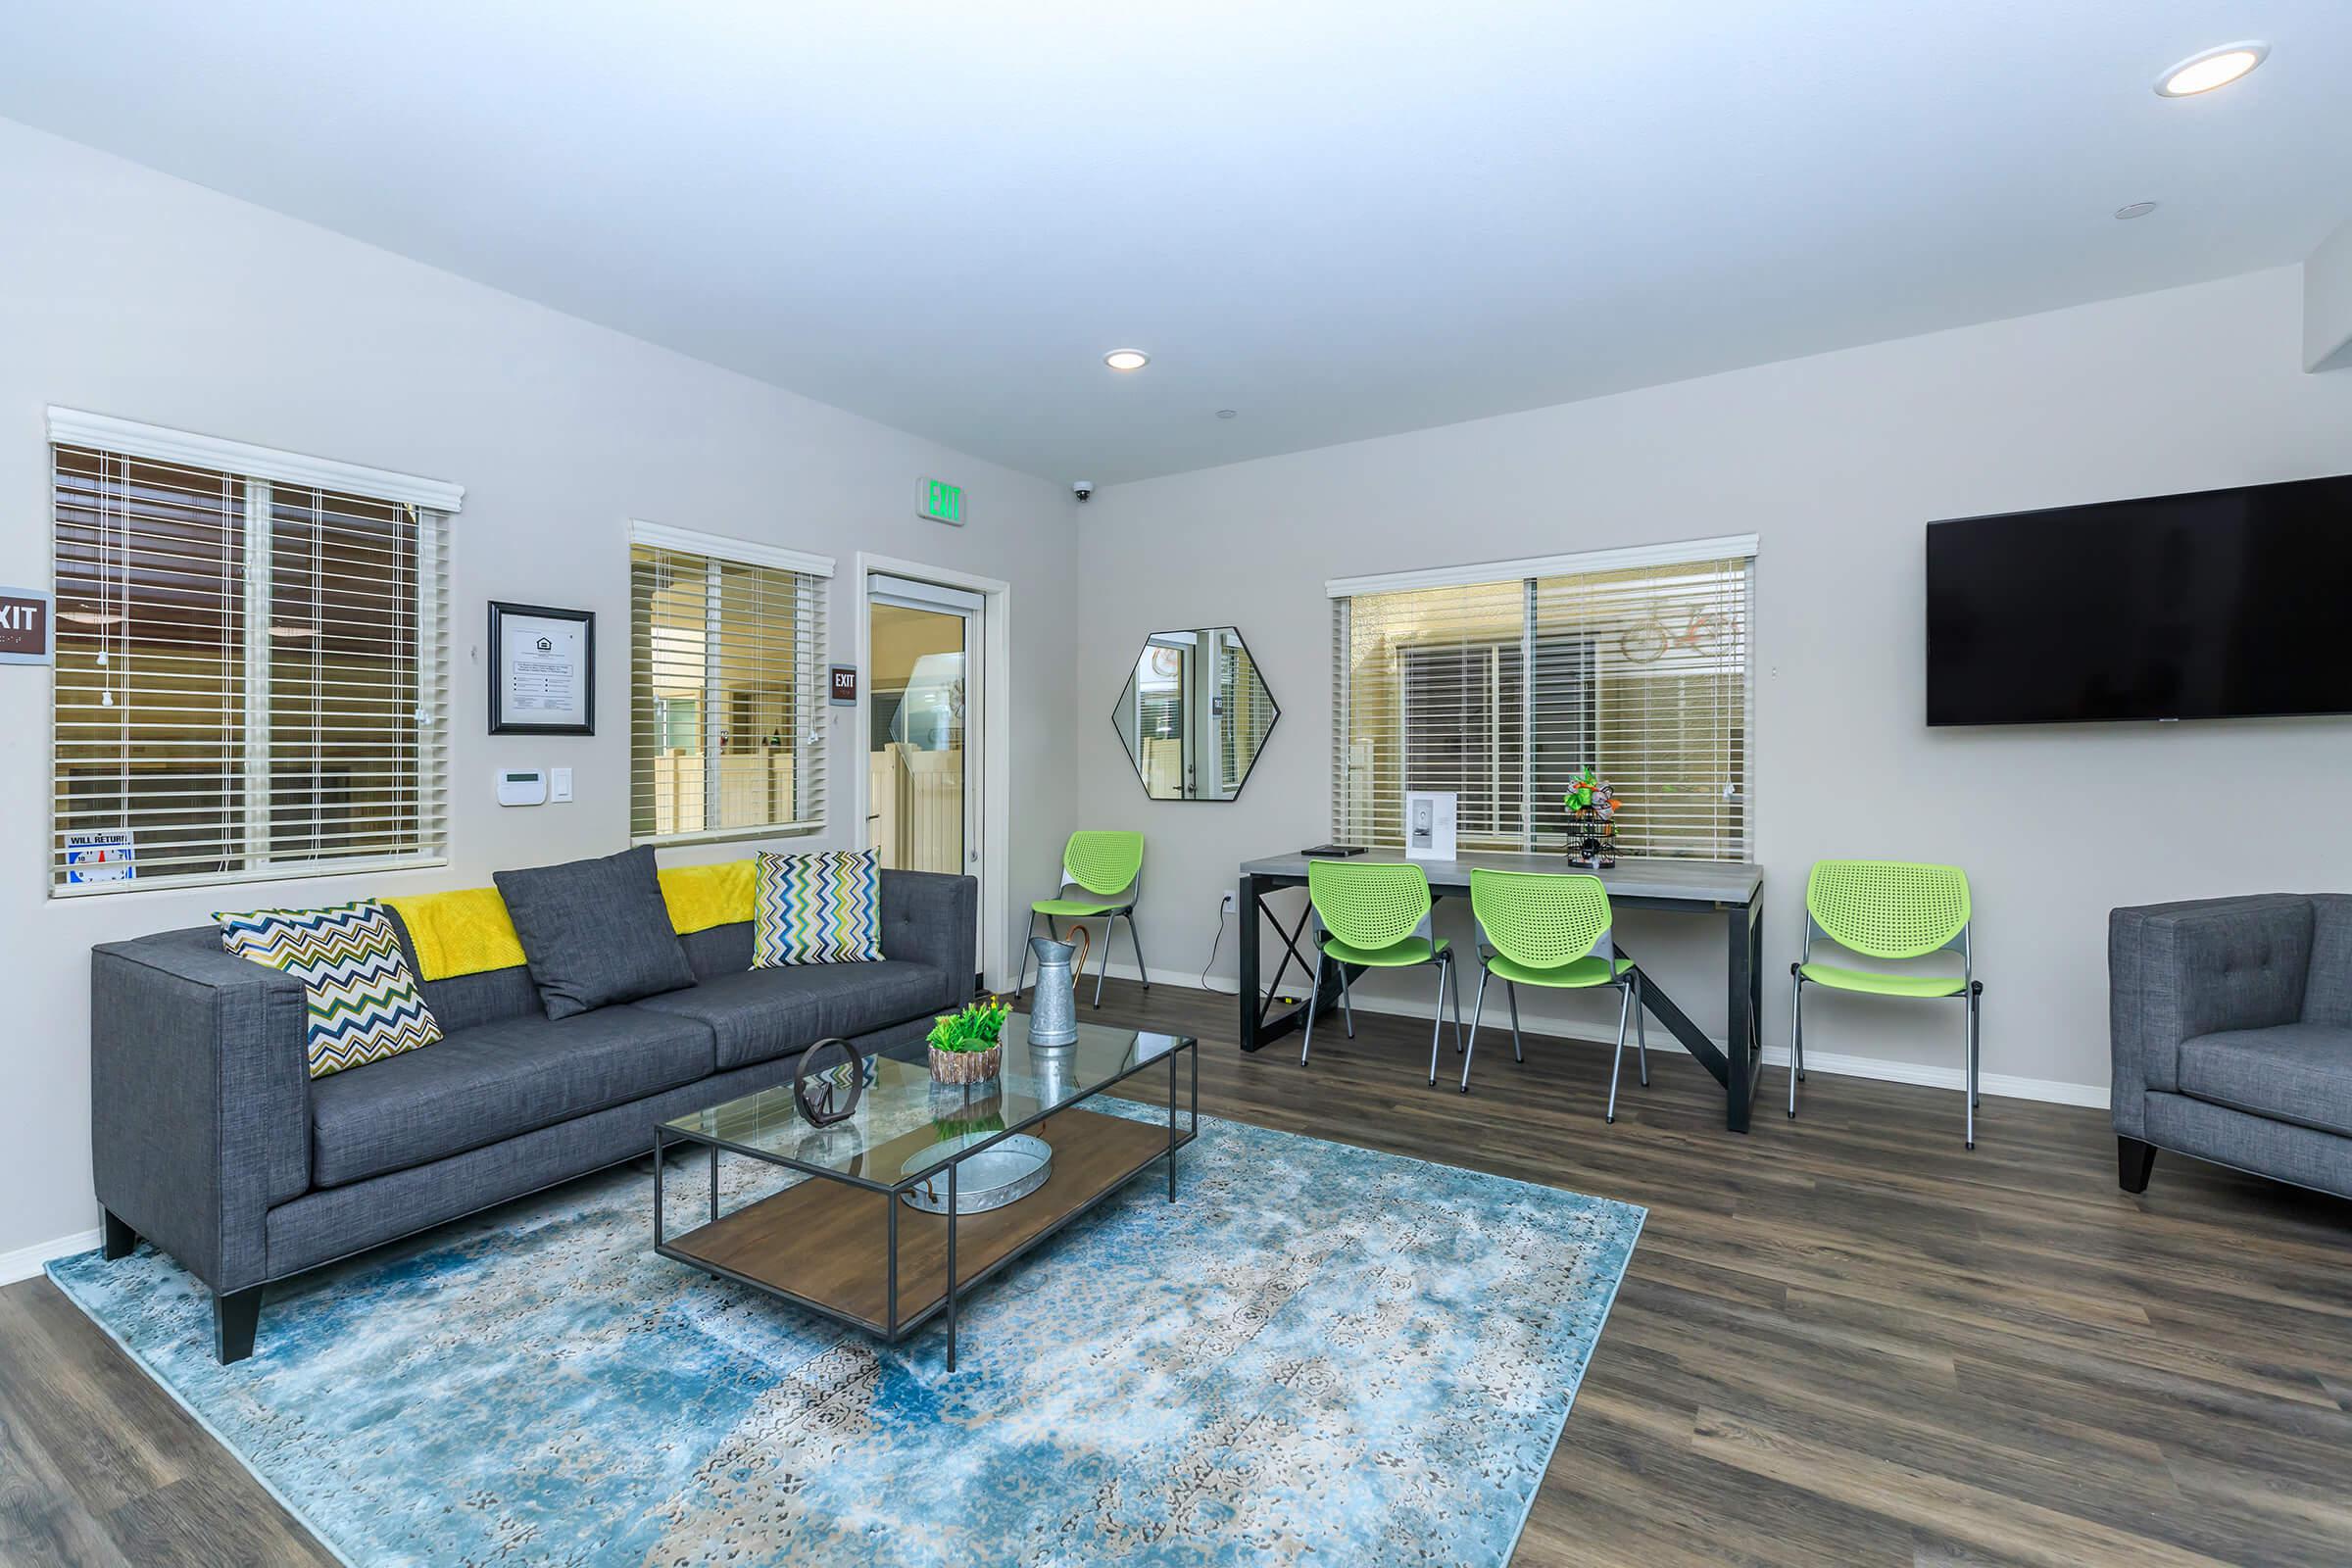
[653,1032,1198,1370]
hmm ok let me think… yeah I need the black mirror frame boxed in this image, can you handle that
[1109,625,1281,803]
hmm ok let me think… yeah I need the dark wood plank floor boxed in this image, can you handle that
[7,977,2349,1566]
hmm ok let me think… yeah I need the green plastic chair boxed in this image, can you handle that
[1299,859,1462,1082]
[1464,869,1646,1114]
[1015,830,1147,1007]
[1790,859,1983,1148]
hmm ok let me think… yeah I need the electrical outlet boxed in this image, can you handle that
[1219,892,1237,914]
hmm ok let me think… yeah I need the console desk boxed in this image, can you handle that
[1237,849,1767,1132]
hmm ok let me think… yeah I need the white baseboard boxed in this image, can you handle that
[0,1225,101,1287]
[1089,959,2108,1109]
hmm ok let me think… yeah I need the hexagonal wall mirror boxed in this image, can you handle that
[1113,626,1279,801]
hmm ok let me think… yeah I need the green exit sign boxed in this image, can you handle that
[919,477,965,526]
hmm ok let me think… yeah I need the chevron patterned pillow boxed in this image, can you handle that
[754,848,884,967]
[217,900,444,1079]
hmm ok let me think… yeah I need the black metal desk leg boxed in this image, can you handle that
[1238,873,1262,1050]
[1726,901,1756,1134]
[886,1187,899,1341]
[946,1163,958,1371]
[709,1145,719,1223]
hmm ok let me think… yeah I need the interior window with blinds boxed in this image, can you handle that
[629,528,829,844]
[1333,544,1753,859]
[51,433,451,895]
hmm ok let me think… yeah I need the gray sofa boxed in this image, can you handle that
[2109,894,2352,1199]
[90,868,974,1363]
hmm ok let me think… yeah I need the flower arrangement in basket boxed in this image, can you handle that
[927,998,1010,1085]
[1561,768,1620,869]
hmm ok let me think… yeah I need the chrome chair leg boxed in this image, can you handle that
[1427,958,1450,1087]
[1340,967,1355,1038]
[1505,980,1524,1063]
[1465,963,1490,1077]
[1971,983,1983,1108]
[1013,912,1036,1001]
[1439,950,1458,1062]
[1126,910,1150,990]
[1092,914,1114,1007]
[1964,984,1980,1151]
[1634,970,1649,1087]
[1788,971,1804,1119]
[1299,952,1325,1068]
[1449,954,1467,1080]
[1605,979,1634,1123]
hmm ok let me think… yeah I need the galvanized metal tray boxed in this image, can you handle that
[899,1133,1054,1215]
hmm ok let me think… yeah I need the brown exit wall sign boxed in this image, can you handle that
[0,588,52,664]
[829,664,858,707]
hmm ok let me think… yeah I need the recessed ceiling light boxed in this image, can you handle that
[2114,201,2158,220]
[59,610,123,626]
[2155,41,2268,97]
[1103,349,1150,371]
[1215,409,1238,419]
[269,624,319,639]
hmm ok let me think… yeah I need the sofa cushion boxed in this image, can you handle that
[495,846,696,1019]
[309,1004,715,1187]
[2177,1024,2352,1141]
[681,920,755,981]
[637,959,956,1070]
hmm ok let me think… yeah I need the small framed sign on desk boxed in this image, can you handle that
[489,602,594,734]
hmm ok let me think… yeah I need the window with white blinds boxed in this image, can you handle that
[48,413,457,896]
[1331,538,1754,859]
[629,523,831,846]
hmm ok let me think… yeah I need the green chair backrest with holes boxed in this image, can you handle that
[1307,859,1431,953]
[1469,869,1613,970]
[1062,831,1144,898]
[1805,860,1972,957]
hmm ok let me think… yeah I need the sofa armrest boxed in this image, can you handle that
[878,870,977,1009]
[90,930,312,1293]
[2109,896,2313,1134]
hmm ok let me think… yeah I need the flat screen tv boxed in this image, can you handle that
[1925,473,2352,726]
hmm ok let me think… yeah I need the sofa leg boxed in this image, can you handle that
[101,1208,138,1261]
[215,1287,264,1365]
[2117,1136,2156,1195]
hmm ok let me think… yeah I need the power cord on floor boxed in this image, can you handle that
[1196,899,1308,1004]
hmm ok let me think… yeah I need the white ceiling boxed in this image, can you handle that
[4,1,2348,485]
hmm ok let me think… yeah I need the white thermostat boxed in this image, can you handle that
[496,767,548,807]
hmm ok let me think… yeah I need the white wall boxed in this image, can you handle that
[1075,267,2352,1102]
[0,119,1077,1260]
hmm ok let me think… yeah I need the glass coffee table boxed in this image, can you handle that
[654,1012,1196,1369]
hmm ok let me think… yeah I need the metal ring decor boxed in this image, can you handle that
[793,1036,865,1127]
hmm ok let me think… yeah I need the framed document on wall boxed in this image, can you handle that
[489,602,595,734]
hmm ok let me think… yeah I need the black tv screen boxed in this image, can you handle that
[1926,473,2352,726]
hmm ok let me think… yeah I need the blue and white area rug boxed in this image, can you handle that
[50,1110,1642,1567]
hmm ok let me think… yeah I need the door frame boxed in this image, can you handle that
[853,553,1012,992]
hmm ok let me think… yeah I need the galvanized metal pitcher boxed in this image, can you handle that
[1025,928,1090,1047]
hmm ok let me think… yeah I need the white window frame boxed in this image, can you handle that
[628,520,833,848]
[46,409,462,898]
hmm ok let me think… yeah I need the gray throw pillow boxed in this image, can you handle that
[494,846,695,1019]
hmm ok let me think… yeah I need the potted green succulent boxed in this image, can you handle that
[926,998,1010,1085]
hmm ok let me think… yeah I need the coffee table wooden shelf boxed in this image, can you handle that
[653,1014,1197,1368]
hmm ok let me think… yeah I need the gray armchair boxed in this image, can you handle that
[2109,894,2352,1198]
